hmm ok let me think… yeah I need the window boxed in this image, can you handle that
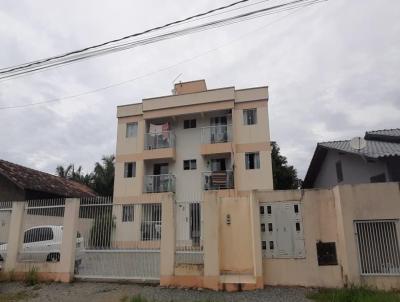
[370,173,386,183]
[335,161,343,182]
[269,241,274,250]
[184,119,196,129]
[355,220,400,275]
[243,108,257,125]
[141,204,162,240]
[268,223,273,232]
[296,222,301,232]
[262,241,267,250]
[245,152,260,169]
[294,204,299,213]
[316,242,338,266]
[266,205,272,214]
[124,162,136,178]
[259,206,265,215]
[183,159,197,170]
[261,223,266,232]
[24,227,53,243]
[122,205,135,222]
[126,122,138,137]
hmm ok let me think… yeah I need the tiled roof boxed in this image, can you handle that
[0,160,96,198]
[318,139,400,158]
[364,128,400,143]
[366,128,400,137]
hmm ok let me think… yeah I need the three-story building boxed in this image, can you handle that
[113,79,273,204]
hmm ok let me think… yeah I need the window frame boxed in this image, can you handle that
[122,205,135,222]
[183,119,196,129]
[243,108,257,125]
[245,152,260,170]
[183,159,197,170]
[124,162,136,178]
[126,122,138,138]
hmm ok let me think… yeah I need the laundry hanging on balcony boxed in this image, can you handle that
[148,122,170,148]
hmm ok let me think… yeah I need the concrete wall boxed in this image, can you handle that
[314,150,389,188]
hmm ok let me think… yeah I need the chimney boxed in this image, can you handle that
[173,80,207,95]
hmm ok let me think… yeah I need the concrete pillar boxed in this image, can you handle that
[203,191,220,290]
[248,190,264,290]
[4,202,25,271]
[58,198,80,282]
[160,193,175,286]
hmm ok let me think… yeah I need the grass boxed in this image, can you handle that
[0,291,38,302]
[24,267,38,286]
[307,287,400,302]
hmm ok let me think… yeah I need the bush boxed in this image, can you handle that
[25,266,38,286]
[307,286,400,302]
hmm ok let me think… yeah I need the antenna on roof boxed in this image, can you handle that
[171,73,183,95]
[350,136,366,151]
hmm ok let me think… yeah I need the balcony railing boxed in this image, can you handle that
[144,174,176,193]
[144,131,176,150]
[200,125,232,144]
[203,170,234,190]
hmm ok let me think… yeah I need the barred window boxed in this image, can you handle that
[122,205,134,222]
[355,220,400,275]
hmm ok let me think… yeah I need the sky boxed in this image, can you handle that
[0,0,399,179]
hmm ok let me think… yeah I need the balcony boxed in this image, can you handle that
[143,131,176,160]
[203,170,234,190]
[144,174,176,193]
[200,125,232,155]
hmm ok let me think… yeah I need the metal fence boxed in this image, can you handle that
[175,200,203,265]
[75,197,162,280]
[144,131,176,150]
[355,220,400,275]
[0,201,12,264]
[200,125,232,144]
[18,199,66,263]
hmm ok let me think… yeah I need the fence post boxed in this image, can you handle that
[160,193,175,286]
[248,190,264,290]
[58,198,80,282]
[203,191,220,290]
[4,202,25,272]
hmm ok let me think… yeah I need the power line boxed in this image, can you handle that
[0,0,325,80]
[0,3,320,111]
[0,0,249,74]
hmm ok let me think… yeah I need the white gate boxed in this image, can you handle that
[74,198,161,281]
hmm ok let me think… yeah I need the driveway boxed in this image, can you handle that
[0,282,312,302]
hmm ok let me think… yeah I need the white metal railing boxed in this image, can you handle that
[144,174,176,193]
[75,198,161,280]
[0,202,12,262]
[175,201,203,265]
[144,131,175,150]
[355,220,400,275]
[202,170,234,190]
[200,124,232,144]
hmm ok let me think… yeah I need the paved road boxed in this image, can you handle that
[0,282,313,302]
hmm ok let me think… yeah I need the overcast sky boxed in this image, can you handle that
[0,0,399,179]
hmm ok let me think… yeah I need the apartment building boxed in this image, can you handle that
[113,79,273,204]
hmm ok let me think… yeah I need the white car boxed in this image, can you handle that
[0,225,84,265]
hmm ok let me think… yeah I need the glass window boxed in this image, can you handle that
[335,161,343,182]
[184,119,196,129]
[124,162,136,178]
[245,152,260,169]
[122,205,135,222]
[243,109,257,125]
[126,122,138,138]
[183,159,197,170]
[24,227,53,243]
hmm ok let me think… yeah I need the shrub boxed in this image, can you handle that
[25,266,38,286]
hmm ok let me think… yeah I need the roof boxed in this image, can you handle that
[303,128,400,188]
[0,160,96,198]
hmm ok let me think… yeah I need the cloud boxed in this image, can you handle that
[0,0,399,180]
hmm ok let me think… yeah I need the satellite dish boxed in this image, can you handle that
[350,136,367,151]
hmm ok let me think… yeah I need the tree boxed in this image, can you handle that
[56,155,115,196]
[91,155,115,196]
[271,142,300,190]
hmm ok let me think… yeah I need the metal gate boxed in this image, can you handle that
[74,197,161,281]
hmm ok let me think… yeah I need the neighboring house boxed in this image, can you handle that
[0,159,96,201]
[303,129,400,189]
[114,79,273,202]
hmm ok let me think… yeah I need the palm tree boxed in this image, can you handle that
[92,155,115,196]
[56,164,73,178]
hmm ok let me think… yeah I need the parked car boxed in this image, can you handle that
[0,225,83,265]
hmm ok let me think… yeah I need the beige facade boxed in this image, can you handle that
[114,79,273,203]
